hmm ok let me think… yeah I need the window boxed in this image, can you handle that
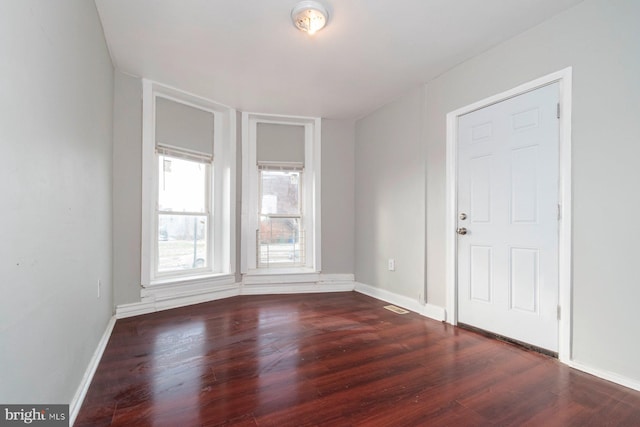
[157,153,210,274]
[141,80,236,287]
[241,113,321,274]
[258,166,304,267]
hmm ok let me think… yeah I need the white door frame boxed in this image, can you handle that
[445,67,573,363]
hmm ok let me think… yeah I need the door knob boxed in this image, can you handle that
[456,227,468,235]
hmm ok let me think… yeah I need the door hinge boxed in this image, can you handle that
[557,305,561,320]
[557,103,561,119]
[557,204,562,220]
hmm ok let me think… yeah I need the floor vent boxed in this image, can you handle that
[383,305,409,315]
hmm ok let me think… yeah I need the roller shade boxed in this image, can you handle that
[155,97,214,160]
[257,123,305,165]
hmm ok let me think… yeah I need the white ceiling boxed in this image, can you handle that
[95,0,583,119]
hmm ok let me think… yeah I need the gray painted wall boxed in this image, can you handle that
[355,0,640,384]
[355,89,425,300]
[113,71,143,307]
[322,119,356,274]
[0,0,114,403]
[112,81,356,305]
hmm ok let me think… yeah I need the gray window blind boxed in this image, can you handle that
[257,123,305,165]
[155,97,214,161]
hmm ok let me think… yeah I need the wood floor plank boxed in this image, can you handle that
[76,292,640,426]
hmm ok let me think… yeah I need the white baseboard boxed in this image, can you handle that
[242,273,354,285]
[115,300,158,318]
[354,282,446,322]
[423,302,447,322]
[69,315,116,426]
[116,274,356,319]
[242,282,354,295]
[117,283,241,319]
[155,285,241,312]
[242,273,354,294]
[567,360,640,392]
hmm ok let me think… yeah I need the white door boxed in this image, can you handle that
[457,83,559,352]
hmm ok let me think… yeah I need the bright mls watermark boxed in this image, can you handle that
[0,405,68,426]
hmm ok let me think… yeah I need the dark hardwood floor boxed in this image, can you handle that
[76,292,640,426]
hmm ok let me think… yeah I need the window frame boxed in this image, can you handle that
[241,112,321,274]
[141,80,236,287]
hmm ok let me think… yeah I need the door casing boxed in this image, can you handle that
[444,67,573,363]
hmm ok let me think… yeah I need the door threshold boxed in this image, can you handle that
[457,322,558,358]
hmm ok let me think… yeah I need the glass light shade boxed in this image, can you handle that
[291,1,328,35]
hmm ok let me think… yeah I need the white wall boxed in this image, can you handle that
[0,0,114,403]
[355,89,425,300]
[355,0,640,385]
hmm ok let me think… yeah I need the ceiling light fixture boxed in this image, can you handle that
[291,1,329,35]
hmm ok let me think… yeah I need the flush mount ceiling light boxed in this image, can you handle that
[291,1,329,35]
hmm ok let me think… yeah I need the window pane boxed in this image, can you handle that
[258,217,304,267]
[158,155,207,213]
[260,170,300,215]
[158,214,208,272]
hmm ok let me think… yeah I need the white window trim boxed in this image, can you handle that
[141,79,236,287]
[241,112,321,275]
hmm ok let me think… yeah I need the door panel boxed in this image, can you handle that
[457,83,559,352]
[470,155,492,223]
[511,146,538,223]
[470,246,492,303]
[509,247,539,313]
